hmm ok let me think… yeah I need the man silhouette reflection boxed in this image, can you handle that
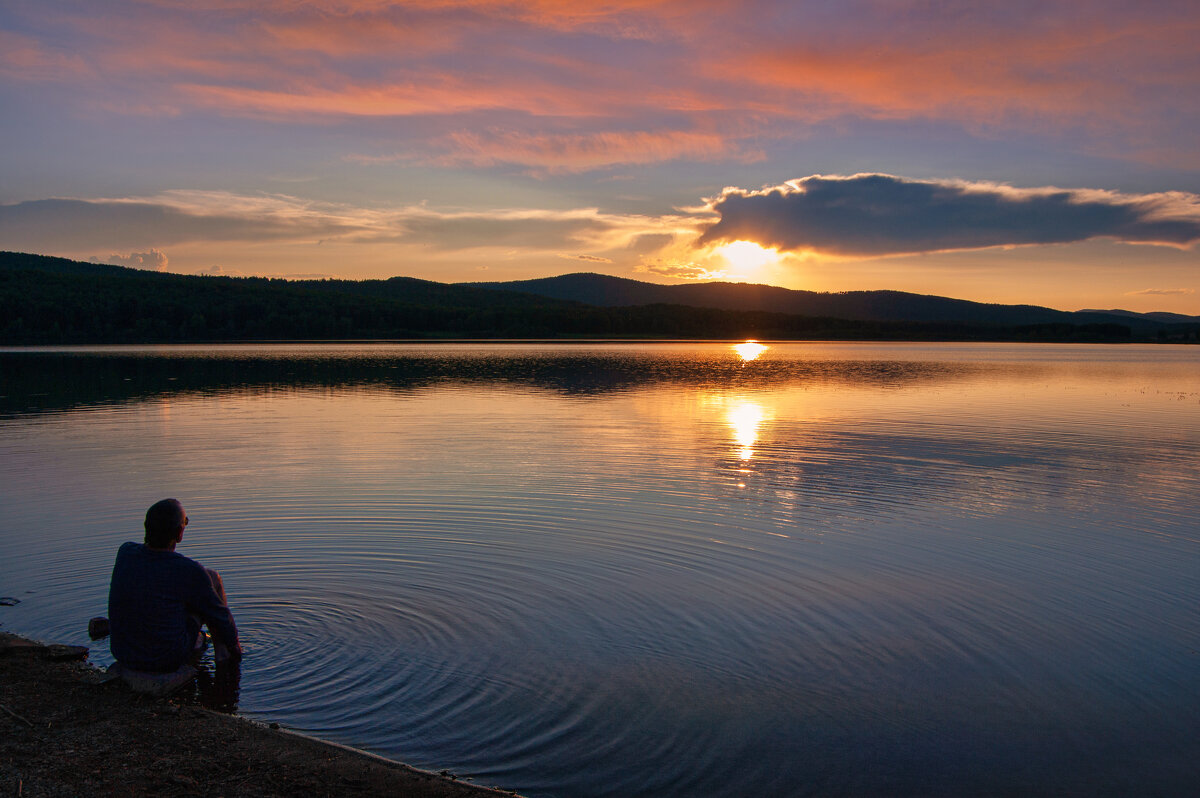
[108,499,242,672]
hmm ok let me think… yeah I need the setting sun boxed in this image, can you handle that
[715,240,779,276]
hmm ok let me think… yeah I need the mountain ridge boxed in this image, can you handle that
[3,252,1196,343]
[7,254,1191,327]
[466,272,1200,329]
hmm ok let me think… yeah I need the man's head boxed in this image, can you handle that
[144,498,187,549]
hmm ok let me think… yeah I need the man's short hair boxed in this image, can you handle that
[144,499,185,548]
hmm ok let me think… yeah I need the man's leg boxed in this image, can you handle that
[204,568,235,663]
[189,618,208,658]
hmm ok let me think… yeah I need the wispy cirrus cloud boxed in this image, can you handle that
[0,30,91,81]
[1126,287,1195,296]
[131,0,708,35]
[0,191,693,258]
[698,174,1200,257]
[424,129,756,172]
[7,0,1195,170]
[386,204,693,253]
[178,77,613,120]
[560,253,614,263]
[0,194,367,251]
[718,11,1198,121]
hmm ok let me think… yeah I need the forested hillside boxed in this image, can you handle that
[0,252,1175,344]
[469,272,1197,330]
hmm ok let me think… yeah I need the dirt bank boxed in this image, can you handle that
[1,632,521,797]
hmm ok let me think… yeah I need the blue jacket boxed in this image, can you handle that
[107,542,239,672]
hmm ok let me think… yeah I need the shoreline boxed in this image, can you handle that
[1,631,522,797]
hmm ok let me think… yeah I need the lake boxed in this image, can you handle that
[1,342,1198,797]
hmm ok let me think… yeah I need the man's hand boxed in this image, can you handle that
[215,640,243,665]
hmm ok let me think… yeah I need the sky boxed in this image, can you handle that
[1,0,1199,313]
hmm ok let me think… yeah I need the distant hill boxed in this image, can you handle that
[1078,308,1200,324]
[0,251,579,311]
[0,251,140,278]
[3,251,1195,344]
[468,273,1184,331]
[0,250,590,343]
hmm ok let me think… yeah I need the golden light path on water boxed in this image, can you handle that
[732,340,768,361]
[727,402,767,461]
[726,342,771,459]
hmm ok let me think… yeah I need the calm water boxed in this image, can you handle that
[1,342,1198,797]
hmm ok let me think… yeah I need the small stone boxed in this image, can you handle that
[2,636,42,647]
[45,645,89,661]
[87,617,110,639]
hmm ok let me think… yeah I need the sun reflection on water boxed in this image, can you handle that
[727,401,767,460]
[733,341,768,362]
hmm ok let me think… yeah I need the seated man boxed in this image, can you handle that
[108,499,242,672]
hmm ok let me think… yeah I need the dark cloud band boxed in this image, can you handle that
[0,194,640,256]
[0,198,358,251]
[699,174,1200,257]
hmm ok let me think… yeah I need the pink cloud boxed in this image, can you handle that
[0,30,92,81]
[178,73,631,120]
[559,253,613,263]
[133,0,710,34]
[1126,288,1195,296]
[6,0,1196,168]
[430,129,756,171]
[257,16,462,57]
[709,11,1200,136]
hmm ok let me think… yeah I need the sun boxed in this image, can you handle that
[715,240,779,276]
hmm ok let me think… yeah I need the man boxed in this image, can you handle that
[108,499,242,672]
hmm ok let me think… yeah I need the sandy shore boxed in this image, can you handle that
[1,632,522,797]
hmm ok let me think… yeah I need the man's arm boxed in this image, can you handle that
[187,565,241,660]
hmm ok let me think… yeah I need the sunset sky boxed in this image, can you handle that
[2,0,1198,312]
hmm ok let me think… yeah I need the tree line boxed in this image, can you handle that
[0,253,1145,344]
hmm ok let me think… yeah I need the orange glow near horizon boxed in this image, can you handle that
[715,241,780,277]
